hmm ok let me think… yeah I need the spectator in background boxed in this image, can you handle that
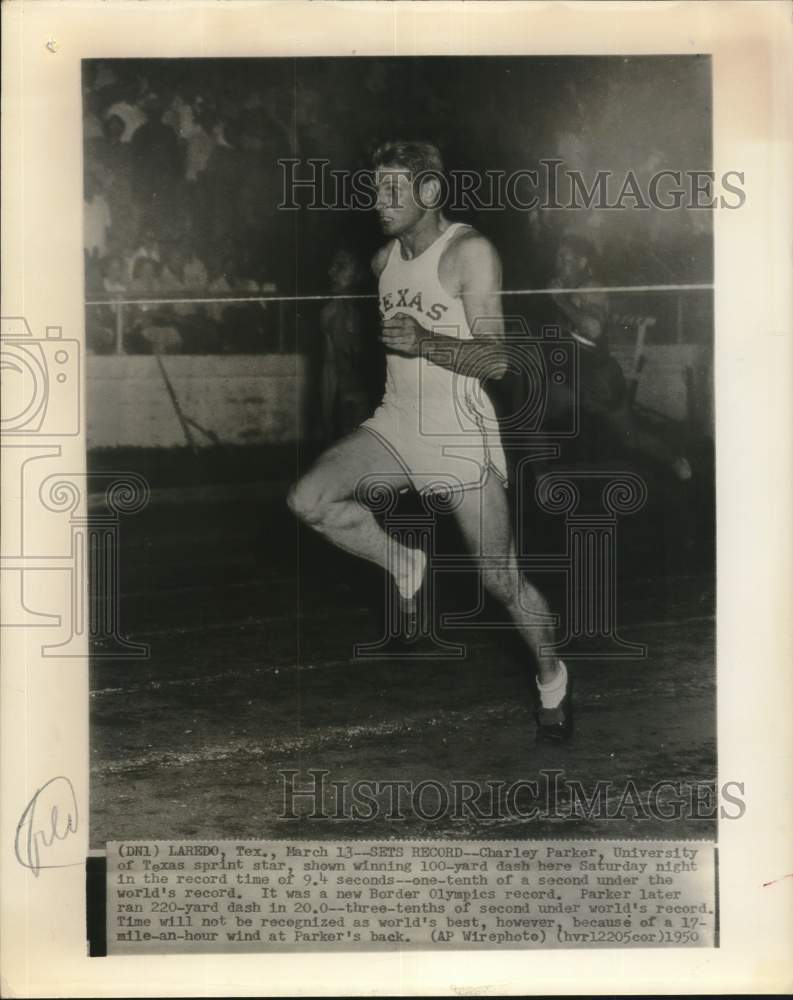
[202,117,244,251]
[182,244,209,291]
[165,103,216,244]
[126,227,163,283]
[158,242,193,329]
[130,97,183,235]
[92,113,139,252]
[205,253,277,354]
[207,253,236,330]
[83,89,105,140]
[184,111,216,182]
[319,248,380,443]
[103,254,128,296]
[206,252,272,353]
[91,61,119,94]
[84,174,112,259]
[128,256,163,314]
[126,256,182,355]
[104,79,147,143]
[547,235,692,481]
[163,89,197,138]
[85,254,128,356]
[159,243,186,293]
[174,242,219,352]
[85,245,104,292]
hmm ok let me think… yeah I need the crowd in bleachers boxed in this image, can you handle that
[83,62,288,353]
[83,58,712,356]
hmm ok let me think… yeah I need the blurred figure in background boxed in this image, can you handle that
[182,243,209,290]
[159,243,187,293]
[126,256,182,355]
[205,252,278,354]
[319,248,381,443]
[96,114,139,252]
[130,97,183,235]
[103,253,128,297]
[207,252,236,336]
[549,235,691,481]
[84,174,113,261]
[126,227,163,282]
[86,254,127,355]
[104,78,147,143]
[154,240,218,353]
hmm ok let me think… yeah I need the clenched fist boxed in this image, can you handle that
[380,312,426,357]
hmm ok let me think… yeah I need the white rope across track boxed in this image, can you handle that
[84,283,713,307]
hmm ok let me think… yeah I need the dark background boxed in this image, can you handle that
[83,55,712,348]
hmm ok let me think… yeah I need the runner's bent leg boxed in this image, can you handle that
[451,474,560,684]
[287,427,423,595]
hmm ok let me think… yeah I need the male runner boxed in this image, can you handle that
[288,141,571,741]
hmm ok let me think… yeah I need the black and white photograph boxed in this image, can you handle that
[84,53,718,842]
[2,0,791,993]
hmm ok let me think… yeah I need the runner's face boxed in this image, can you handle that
[375,167,423,237]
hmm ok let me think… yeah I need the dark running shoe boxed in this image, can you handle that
[535,670,574,743]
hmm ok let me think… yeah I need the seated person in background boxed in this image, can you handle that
[104,78,147,143]
[126,227,162,282]
[126,256,182,354]
[160,241,218,353]
[215,255,278,354]
[84,244,114,355]
[207,253,235,327]
[102,253,128,296]
[84,174,112,261]
[159,243,186,294]
[182,244,209,290]
[319,248,381,443]
[548,234,691,481]
[86,253,128,354]
[95,114,139,252]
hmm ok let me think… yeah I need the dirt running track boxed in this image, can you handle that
[90,484,716,846]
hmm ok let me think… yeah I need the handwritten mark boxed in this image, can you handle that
[15,776,80,877]
[762,873,793,888]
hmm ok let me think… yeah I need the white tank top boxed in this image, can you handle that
[378,222,482,419]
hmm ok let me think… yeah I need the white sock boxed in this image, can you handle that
[395,548,426,600]
[536,660,568,709]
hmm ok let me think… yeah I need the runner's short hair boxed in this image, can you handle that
[372,140,444,177]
